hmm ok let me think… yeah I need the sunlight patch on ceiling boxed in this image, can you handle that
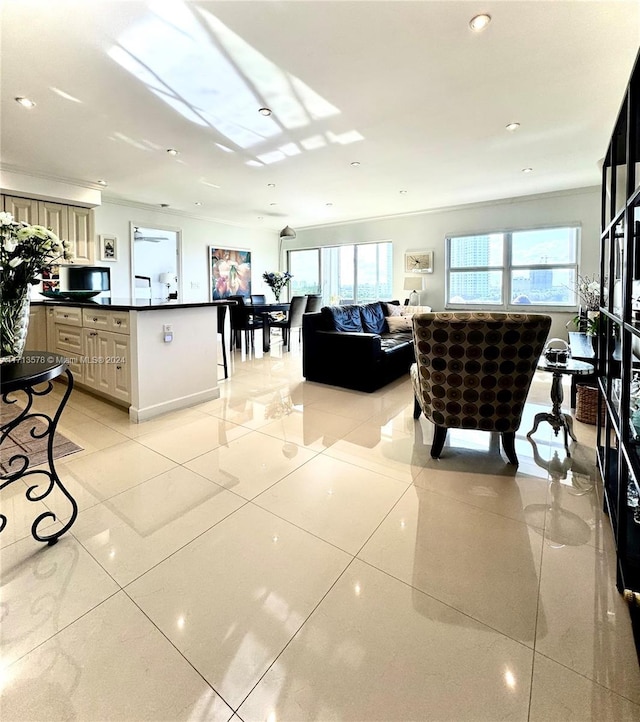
[50,87,82,103]
[327,130,365,145]
[110,132,153,151]
[196,6,340,129]
[107,0,359,162]
[301,135,327,151]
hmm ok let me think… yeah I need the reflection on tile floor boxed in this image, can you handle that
[2,343,639,720]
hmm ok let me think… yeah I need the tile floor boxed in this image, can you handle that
[2,335,640,721]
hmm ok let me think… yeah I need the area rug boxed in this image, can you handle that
[0,405,83,475]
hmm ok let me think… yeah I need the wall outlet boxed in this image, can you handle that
[163,324,173,333]
[190,281,200,290]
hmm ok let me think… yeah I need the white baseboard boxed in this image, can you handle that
[129,387,220,423]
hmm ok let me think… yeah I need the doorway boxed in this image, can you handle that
[130,223,181,301]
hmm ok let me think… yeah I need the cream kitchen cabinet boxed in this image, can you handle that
[45,305,131,404]
[2,195,95,264]
[37,300,219,422]
[82,308,131,403]
[24,305,47,352]
[67,205,94,264]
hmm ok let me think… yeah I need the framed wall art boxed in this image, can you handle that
[209,247,252,300]
[404,250,434,274]
[99,234,118,261]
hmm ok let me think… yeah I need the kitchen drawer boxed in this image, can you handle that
[110,311,130,334]
[53,306,82,326]
[83,308,130,334]
[82,308,110,331]
[55,324,83,355]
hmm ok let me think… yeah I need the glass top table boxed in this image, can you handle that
[527,358,595,456]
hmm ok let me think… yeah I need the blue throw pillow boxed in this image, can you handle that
[322,304,363,332]
[360,302,387,334]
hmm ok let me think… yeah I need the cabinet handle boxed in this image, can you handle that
[89,331,98,336]
[116,320,122,325]
[63,314,68,318]
[63,337,69,342]
[93,317,98,322]
[116,365,122,370]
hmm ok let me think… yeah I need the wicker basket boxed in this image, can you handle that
[575,384,603,425]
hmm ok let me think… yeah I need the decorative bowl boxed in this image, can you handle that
[41,290,101,300]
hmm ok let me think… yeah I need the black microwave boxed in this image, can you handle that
[67,266,111,292]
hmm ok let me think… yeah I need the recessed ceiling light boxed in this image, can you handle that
[257,216,264,220]
[96,179,108,186]
[326,202,333,206]
[399,190,408,194]
[469,14,491,31]
[258,107,272,116]
[159,203,170,208]
[350,161,361,167]
[194,201,202,206]
[522,167,533,173]
[267,183,276,187]
[270,202,277,206]
[506,122,520,131]
[15,96,36,108]
[166,148,179,156]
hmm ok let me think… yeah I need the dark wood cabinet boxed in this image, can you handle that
[598,51,640,632]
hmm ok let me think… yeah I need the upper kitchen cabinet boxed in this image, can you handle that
[67,205,94,264]
[2,195,95,264]
[4,195,38,223]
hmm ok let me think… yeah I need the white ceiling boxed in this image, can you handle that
[1,1,639,231]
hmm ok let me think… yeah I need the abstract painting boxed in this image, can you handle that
[209,247,251,299]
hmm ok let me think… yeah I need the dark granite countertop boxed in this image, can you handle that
[31,297,233,311]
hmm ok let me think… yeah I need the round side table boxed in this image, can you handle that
[527,358,595,457]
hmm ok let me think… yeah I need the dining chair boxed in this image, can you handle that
[268,295,307,351]
[250,294,266,305]
[305,294,322,314]
[228,295,264,350]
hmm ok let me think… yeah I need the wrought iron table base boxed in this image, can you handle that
[527,369,578,456]
[1,369,77,545]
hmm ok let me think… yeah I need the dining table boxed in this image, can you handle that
[244,302,290,351]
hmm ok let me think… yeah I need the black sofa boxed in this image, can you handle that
[302,301,416,392]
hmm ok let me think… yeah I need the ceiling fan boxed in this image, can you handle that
[133,227,169,243]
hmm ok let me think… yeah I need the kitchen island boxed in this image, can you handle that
[27,297,229,422]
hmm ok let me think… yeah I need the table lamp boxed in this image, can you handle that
[403,276,422,306]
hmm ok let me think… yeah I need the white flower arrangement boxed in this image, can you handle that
[575,273,601,311]
[0,212,73,296]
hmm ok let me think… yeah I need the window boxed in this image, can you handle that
[289,249,320,296]
[446,226,580,309]
[288,241,392,304]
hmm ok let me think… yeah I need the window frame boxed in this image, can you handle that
[445,224,581,311]
[288,240,393,305]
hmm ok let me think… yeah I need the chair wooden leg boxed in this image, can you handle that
[413,396,422,419]
[431,425,447,459]
[501,432,518,466]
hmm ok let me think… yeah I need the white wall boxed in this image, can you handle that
[94,201,280,302]
[286,187,601,340]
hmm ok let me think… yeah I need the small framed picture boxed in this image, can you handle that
[405,250,434,274]
[99,234,118,261]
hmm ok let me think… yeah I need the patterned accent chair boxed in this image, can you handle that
[411,312,551,465]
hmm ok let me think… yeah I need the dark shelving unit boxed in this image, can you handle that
[598,50,640,623]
